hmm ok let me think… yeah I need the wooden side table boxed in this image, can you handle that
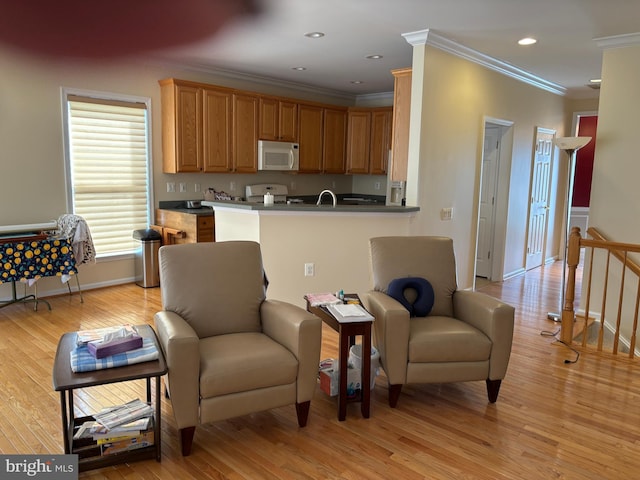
[52,324,167,472]
[306,295,372,421]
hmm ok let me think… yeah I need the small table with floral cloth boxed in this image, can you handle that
[0,236,78,310]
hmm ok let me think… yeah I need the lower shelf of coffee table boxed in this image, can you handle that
[72,415,156,472]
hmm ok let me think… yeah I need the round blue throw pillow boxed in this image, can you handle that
[387,277,435,317]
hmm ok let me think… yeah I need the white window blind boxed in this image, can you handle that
[66,94,150,256]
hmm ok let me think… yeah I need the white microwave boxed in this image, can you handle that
[258,140,299,171]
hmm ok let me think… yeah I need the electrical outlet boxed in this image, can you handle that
[331,181,336,189]
[179,182,187,193]
[290,181,296,191]
[440,207,454,221]
[374,182,381,190]
[304,263,315,277]
[230,181,236,191]
[167,182,175,193]
[194,183,201,192]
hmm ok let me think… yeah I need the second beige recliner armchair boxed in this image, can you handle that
[154,241,322,456]
[366,236,515,408]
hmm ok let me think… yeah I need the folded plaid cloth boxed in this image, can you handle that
[70,337,159,373]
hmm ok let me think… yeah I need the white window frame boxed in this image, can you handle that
[61,87,154,261]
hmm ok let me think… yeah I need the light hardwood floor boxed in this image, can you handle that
[1,260,639,479]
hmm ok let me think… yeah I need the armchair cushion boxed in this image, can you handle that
[409,316,492,363]
[387,277,435,317]
[199,332,298,398]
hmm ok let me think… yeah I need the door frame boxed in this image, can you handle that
[474,116,514,287]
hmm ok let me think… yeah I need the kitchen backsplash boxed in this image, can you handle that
[155,172,387,204]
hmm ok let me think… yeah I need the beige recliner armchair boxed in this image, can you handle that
[366,236,514,408]
[154,241,322,456]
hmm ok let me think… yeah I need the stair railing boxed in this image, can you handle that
[562,226,640,357]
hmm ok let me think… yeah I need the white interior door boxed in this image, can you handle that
[476,126,500,279]
[526,128,554,270]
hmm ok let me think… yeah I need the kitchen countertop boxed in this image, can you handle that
[157,207,214,216]
[201,200,419,214]
[157,201,213,216]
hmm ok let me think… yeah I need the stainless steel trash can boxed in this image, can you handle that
[133,229,161,288]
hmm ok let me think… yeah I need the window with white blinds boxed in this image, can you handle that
[65,93,151,257]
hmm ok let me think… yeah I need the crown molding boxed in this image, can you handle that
[594,32,640,49]
[402,28,566,96]
[147,56,358,103]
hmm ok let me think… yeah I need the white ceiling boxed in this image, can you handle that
[156,0,640,99]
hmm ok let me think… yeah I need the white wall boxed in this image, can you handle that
[586,42,640,341]
[405,46,566,288]
[214,208,415,307]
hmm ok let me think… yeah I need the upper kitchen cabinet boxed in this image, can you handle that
[233,93,259,173]
[390,68,412,181]
[160,78,232,173]
[202,88,233,172]
[369,107,392,175]
[346,109,371,174]
[346,107,392,174]
[160,79,201,173]
[323,107,347,174]
[259,97,298,142]
[297,103,324,173]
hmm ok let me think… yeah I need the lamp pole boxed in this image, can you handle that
[547,136,591,322]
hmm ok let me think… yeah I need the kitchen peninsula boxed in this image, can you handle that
[202,200,419,307]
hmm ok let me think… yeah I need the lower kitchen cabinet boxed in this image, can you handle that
[154,209,214,244]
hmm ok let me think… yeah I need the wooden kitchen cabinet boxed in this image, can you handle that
[346,107,392,174]
[233,93,259,173]
[259,97,298,142]
[390,68,412,181]
[323,108,347,174]
[203,88,233,172]
[159,79,232,173]
[298,103,324,173]
[369,107,392,175]
[346,109,372,174]
[160,81,200,173]
[155,209,214,244]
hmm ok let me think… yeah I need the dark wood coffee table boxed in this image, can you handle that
[306,295,372,421]
[52,324,167,472]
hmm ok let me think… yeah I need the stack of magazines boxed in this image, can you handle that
[73,399,154,456]
[305,292,343,306]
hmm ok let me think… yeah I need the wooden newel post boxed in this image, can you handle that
[561,227,582,344]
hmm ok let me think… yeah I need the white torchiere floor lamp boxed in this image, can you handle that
[547,136,592,322]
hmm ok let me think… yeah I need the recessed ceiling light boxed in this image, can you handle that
[292,67,307,71]
[518,37,537,46]
[304,32,325,39]
[350,80,364,84]
[366,54,383,60]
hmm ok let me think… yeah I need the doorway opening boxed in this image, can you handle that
[474,118,513,289]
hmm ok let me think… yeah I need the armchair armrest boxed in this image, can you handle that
[453,290,515,379]
[364,290,411,384]
[153,311,200,429]
[261,299,322,403]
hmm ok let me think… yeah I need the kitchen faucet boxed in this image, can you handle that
[317,189,337,207]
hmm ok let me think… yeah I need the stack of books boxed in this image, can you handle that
[73,399,154,457]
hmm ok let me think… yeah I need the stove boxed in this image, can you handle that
[245,184,289,203]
